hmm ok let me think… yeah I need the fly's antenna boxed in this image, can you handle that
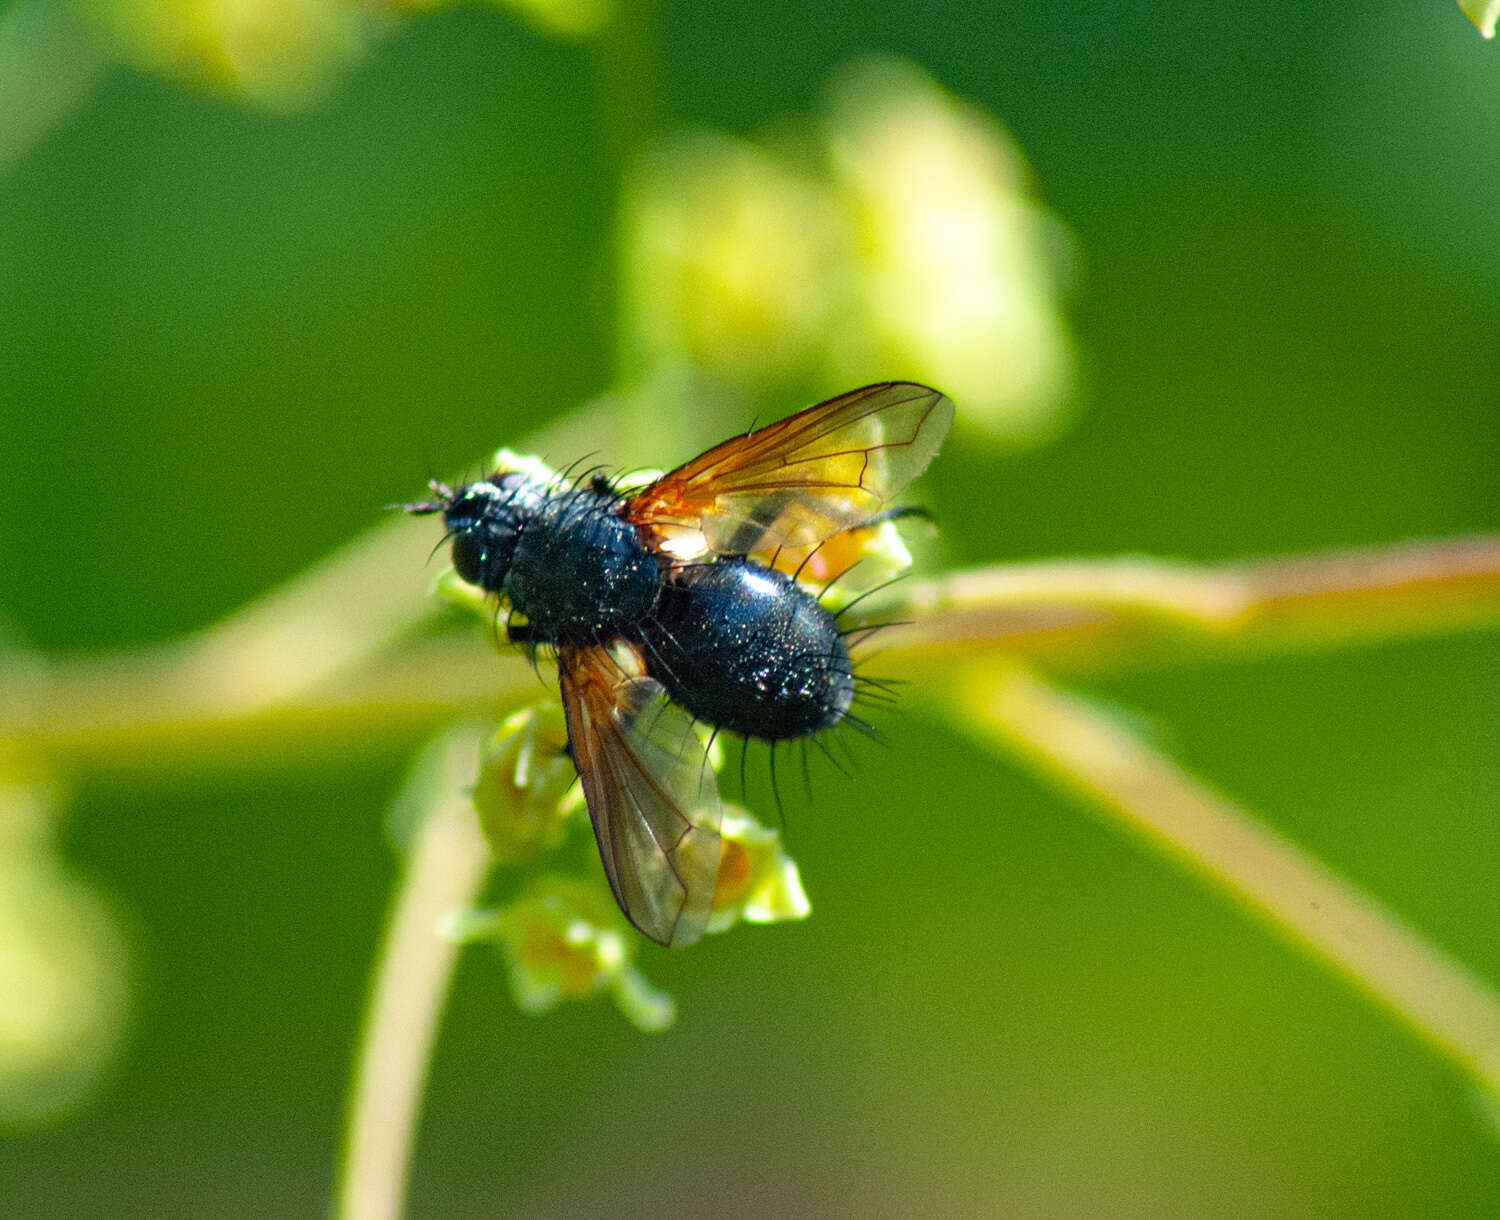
[394,478,456,516]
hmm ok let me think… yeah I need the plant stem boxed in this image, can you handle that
[336,727,491,1220]
[943,662,1500,1096]
[4,535,1496,774]
[880,535,1500,679]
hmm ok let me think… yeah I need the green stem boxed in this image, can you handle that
[879,535,1500,680]
[4,535,1496,775]
[336,727,491,1220]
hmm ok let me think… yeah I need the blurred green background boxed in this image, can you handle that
[3,0,1499,1215]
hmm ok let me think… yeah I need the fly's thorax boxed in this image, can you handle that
[642,561,854,741]
[502,487,661,641]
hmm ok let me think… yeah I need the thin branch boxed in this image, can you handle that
[3,535,1496,773]
[942,662,1500,1096]
[879,535,1500,678]
[337,726,491,1220]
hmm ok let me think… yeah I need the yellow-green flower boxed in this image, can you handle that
[619,57,1074,446]
[763,517,915,593]
[469,705,582,865]
[449,877,675,1031]
[708,805,811,934]
[622,131,846,382]
[824,57,1074,442]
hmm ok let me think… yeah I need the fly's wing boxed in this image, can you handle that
[558,643,723,948]
[626,382,953,562]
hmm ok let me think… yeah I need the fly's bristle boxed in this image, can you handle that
[768,741,783,825]
[841,620,910,650]
[840,712,886,745]
[817,557,868,605]
[792,539,829,583]
[810,731,853,779]
[830,571,909,622]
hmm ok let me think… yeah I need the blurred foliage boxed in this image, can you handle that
[76,0,608,106]
[0,777,130,1131]
[82,0,376,104]
[622,58,1073,441]
[0,0,1497,1216]
[1460,0,1500,38]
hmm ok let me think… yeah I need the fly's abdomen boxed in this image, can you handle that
[641,562,853,740]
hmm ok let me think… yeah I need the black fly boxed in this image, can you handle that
[407,383,952,946]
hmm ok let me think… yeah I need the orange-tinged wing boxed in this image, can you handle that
[558,643,723,948]
[627,382,953,563]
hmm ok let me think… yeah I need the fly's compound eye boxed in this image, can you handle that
[450,530,486,585]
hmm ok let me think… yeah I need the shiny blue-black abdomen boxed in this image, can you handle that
[640,562,854,741]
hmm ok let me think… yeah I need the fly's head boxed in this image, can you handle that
[405,472,542,593]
